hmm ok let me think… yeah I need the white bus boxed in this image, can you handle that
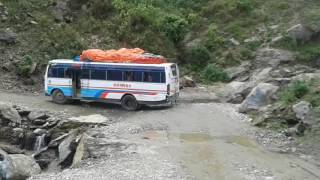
[44,59,179,110]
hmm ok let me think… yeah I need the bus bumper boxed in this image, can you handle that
[166,93,179,103]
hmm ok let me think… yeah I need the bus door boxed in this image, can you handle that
[71,69,81,98]
[80,69,90,98]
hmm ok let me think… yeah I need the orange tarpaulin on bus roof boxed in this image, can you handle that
[80,48,167,64]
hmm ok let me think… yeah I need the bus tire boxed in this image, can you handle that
[121,95,140,111]
[52,89,68,104]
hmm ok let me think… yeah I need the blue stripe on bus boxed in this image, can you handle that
[48,86,164,99]
[52,63,165,72]
[48,86,73,97]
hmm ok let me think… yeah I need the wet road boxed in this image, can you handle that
[1,90,320,180]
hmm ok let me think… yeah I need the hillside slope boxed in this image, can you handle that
[0,0,319,90]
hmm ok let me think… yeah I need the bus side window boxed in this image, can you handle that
[91,69,106,80]
[160,72,166,83]
[143,72,161,83]
[107,70,123,81]
[124,71,134,81]
[65,68,72,78]
[81,69,90,79]
[57,68,65,78]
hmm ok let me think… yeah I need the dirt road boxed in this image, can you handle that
[1,90,319,180]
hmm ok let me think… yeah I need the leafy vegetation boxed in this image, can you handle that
[0,0,317,83]
[201,64,230,83]
[280,80,320,108]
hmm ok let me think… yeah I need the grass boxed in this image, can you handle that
[0,0,318,83]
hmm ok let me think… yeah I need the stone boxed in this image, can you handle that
[57,114,109,130]
[230,38,240,46]
[28,111,49,121]
[50,0,70,22]
[0,103,22,125]
[250,67,273,84]
[291,72,320,82]
[0,29,17,44]
[180,76,196,88]
[1,61,12,72]
[285,122,306,136]
[33,128,47,136]
[0,144,24,154]
[287,24,313,44]
[239,83,279,113]
[33,119,47,126]
[29,62,37,75]
[270,35,283,45]
[254,48,295,69]
[2,154,41,179]
[29,20,38,25]
[224,61,251,81]
[58,130,79,165]
[292,101,314,126]
[219,81,252,104]
[244,36,259,43]
[11,128,24,145]
[21,132,36,151]
[72,134,86,167]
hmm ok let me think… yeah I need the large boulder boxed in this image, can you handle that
[239,83,279,113]
[224,61,251,81]
[254,48,295,69]
[286,24,313,44]
[180,76,196,88]
[0,151,41,180]
[28,111,49,121]
[219,81,253,104]
[58,130,79,166]
[0,104,22,125]
[292,101,315,126]
[250,67,273,84]
[291,72,320,82]
[0,29,17,44]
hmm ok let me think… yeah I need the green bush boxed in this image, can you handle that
[185,45,211,69]
[17,56,34,77]
[161,15,188,45]
[204,24,225,51]
[281,81,310,104]
[236,0,254,13]
[201,64,230,83]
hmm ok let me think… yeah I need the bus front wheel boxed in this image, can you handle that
[52,89,68,104]
[121,95,140,111]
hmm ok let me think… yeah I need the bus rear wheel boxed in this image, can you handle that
[121,95,140,111]
[52,89,68,104]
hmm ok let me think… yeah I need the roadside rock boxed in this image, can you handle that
[56,114,109,131]
[50,0,70,22]
[291,72,320,82]
[180,76,196,88]
[292,101,314,126]
[0,103,22,125]
[225,61,251,81]
[219,81,252,104]
[239,83,279,113]
[58,130,79,166]
[0,150,41,180]
[0,144,24,154]
[28,111,49,121]
[0,29,17,44]
[250,67,273,84]
[254,48,295,69]
[287,24,313,44]
[286,122,307,136]
[230,38,240,46]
